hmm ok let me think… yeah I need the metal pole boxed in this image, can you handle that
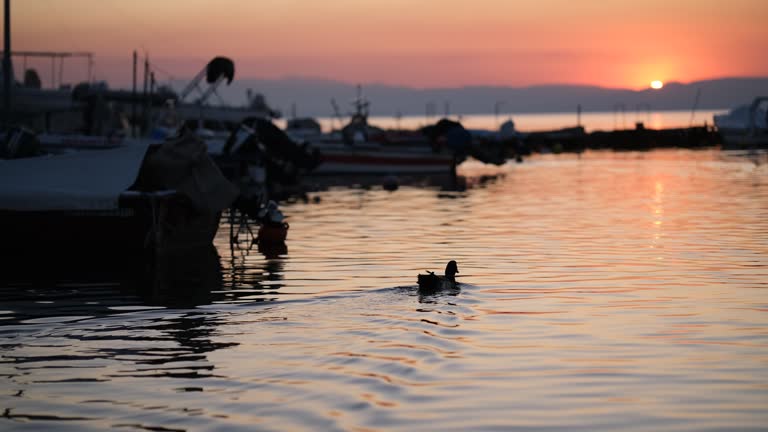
[3,0,11,124]
[87,55,93,83]
[58,55,63,87]
[689,88,701,128]
[142,54,148,135]
[577,104,582,128]
[131,50,137,138]
[146,71,154,133]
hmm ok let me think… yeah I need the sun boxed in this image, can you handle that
[650,80,664,90]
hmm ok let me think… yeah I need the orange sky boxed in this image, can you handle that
[6,0,768,89]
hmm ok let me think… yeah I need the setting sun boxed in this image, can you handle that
[650,80,664,89]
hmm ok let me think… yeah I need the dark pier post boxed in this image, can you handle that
[3,0,11,125]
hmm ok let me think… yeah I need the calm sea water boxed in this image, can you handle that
[2,148,768,431]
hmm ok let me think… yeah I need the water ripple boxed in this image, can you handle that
[1,150,767,431]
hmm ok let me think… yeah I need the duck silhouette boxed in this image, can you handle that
[417,260,459,293]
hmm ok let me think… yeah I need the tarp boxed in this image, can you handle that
[0,143,151,211]
[142,133,239,214]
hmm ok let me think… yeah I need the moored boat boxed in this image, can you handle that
[0,133,239,271]
[310,142,458,175]
[286,91,469,175]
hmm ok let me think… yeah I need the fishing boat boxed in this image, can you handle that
[304,137,460,175]
[23,56,278,156]
[285,88,469,175]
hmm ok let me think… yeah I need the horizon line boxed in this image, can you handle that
[150,75,768,93]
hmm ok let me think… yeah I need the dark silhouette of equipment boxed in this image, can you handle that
[223,117,321,184]
[179,56,235,104]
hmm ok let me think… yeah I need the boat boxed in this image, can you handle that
[301,135,460,175]
[285,88,470,176]
[218,116,321,200]
[714,97,768,149]
[0,133,239,271]
[18,56,279,157]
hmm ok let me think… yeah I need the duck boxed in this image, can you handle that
[417,260,459,292]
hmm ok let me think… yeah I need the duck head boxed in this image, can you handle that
[444,260,459,282]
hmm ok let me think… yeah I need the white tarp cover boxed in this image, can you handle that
[0,143,151,211]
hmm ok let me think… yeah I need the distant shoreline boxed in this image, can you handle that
[202,76,767,118]
[276,109,728,133]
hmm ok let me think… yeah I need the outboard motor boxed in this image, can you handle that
[224,117,321,183]
[221,117,321,217]
[220,123,268,218]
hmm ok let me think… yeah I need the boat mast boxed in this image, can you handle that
[132,51,137,138]
[3,0,11,125]
[353,84,369,119]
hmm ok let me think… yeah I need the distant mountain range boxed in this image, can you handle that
[184,77,768,117]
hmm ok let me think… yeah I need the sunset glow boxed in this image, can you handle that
[6,0,768,89]
[650,80,664,90]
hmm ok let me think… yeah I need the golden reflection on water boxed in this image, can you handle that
[1,149,767,431]
[210,149,768,429]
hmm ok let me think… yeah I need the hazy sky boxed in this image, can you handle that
[7,0,768,89]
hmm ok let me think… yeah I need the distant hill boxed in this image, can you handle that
[176,77,768,117]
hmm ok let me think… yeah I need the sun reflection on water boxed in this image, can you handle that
[1,149,767,431]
